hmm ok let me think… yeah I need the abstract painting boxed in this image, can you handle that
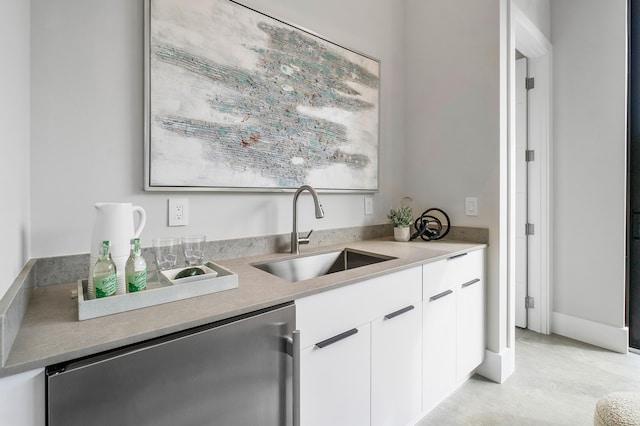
[145,0,380,191]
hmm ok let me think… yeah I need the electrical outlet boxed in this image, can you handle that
[169,198,189,226]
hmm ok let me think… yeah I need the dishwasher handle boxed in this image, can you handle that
[286,330,301,426]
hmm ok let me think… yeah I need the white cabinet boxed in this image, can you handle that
[422,249,485,412]
[422,279,457,413]
[0,368,45,426]
[295,247,485,423]
[296,267,422,426]
[456,251,486,383]
[301,323,371,426]
[371,303,422,426]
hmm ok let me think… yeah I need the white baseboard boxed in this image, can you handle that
[475,347,515,384]
[551,312,628,354]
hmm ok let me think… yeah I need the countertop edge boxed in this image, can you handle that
[1,239,486,377]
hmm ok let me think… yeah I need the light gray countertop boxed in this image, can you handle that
[1,238,485,377]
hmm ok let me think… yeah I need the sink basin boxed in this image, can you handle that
[251,248,396,282]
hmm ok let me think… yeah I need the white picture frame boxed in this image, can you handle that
[144,0,380,192]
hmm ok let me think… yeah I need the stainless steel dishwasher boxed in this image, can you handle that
[46,303,299,426]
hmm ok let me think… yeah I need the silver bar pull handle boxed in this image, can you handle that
[315,328,358,349]
[286,330,301,426]
[384,305,415,320]
[461,278,481,288]
[447,252,468,261]
[292,330,300,426]
[429,289,453,301]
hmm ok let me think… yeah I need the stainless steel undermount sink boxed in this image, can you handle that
[251,248,396,282]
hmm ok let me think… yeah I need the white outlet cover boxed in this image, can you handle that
[169,198,189,226]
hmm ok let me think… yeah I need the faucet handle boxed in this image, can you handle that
[299,229,313,246]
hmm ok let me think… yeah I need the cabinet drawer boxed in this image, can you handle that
[422,259,449,299]
[422,249,485,299]
[447,249,484,287]
[296,267,421,348]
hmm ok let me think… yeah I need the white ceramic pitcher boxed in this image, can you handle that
[90,203,147,258]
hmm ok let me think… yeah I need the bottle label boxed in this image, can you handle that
[127,270,147,292]
[95,274,117,298]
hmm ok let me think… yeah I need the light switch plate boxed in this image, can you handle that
[465,197,478,216]
[364,196,373,215]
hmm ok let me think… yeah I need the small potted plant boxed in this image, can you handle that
[387,205,413,241]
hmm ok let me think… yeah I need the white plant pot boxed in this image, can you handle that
[394,226,410,242]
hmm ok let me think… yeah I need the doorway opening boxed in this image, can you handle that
[510,4,552,340]
[515,50,530,329]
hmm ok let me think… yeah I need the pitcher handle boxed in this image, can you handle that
[132,206,147,238]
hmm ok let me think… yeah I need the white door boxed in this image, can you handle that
[512,9,552,336]
[515,55,529,329]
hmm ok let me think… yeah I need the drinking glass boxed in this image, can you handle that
[152,237,180,271]
[181,235,206,266]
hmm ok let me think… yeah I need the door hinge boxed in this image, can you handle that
[525,223,535,236]
[526,77,535,90]
[525,296,535,309]
[525,149,535,162]
[633,211,640,240]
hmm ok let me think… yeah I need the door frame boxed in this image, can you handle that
[514,54,529,329]
[509,3,552,339]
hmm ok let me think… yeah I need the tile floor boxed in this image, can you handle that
[416,328,640,425]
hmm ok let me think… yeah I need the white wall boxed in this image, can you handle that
[551,1,627,335]
[9,0,629,358]
[29,0,406,259]
[512,0,550,40]
[405,0,503,352]
[0,0,30,297]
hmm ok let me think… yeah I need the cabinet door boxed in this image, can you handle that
[422,286,457,413]
[371,303,422,426]
[300,323,371,426]
[0,368,45,426]
[457,276,485,382]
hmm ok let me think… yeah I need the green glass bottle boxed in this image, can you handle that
[92,240,117,298]
[126,238,147,293]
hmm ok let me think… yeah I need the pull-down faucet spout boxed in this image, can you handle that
[291,185,324,254]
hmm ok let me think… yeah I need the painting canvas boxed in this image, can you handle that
[145,0,380,191]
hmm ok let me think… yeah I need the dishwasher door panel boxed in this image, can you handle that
[47,303,294,426]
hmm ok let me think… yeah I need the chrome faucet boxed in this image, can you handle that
[291,185,325,254]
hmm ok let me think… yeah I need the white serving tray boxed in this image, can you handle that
[77,262,238,321]
[160,264,218,283]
